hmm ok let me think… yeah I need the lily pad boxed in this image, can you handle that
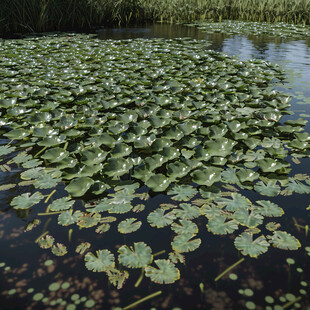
[145,259,180,284]
[118,242,153,268]
[11,191,44,209]
[85,250,115,272]
[268,231,301,250]
[234,232,269,257]
[118,218,142,234]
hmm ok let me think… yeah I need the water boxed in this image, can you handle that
[1,23,310,310]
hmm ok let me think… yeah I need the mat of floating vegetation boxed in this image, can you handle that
[185,20,310,39]
[1,33,310,287]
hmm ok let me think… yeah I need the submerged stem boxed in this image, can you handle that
[214,258,245,282]
[123,291,162,310]
[134,269,144,288]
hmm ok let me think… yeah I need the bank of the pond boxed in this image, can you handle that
[1,0,310,36]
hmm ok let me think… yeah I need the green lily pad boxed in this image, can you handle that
[85,250,115,272]
[172,233,201,253]
[65,177,94,197]
[34,174,61,189]
[147,208,176,228]
[174,203,201,220]
[207,216,239,234]
[167,185,197,201]
[76,242,91,254]
[171,220,198,235]
[52,243,68,256]
[41,147,69,163]
[232,209,263,228]
[58,210,83,226]
[234,232,269,257]
[118,242,153,268]
[254,180,281,196]
[215,193,251,212]
[255,200,284,217]
[145,174,171,192]
[49,197,74,211]
[118,218,142,234]
[268,231,301,250]
[145,259,180,284]
[11,191,44,209]
[191,166,222,186]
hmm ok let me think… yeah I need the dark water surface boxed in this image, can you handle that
[1,23,310,310]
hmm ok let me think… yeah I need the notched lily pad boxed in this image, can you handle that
[145,259,180,284]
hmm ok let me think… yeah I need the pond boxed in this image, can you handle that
[1,23,310,310]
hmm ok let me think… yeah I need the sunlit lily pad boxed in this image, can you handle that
[174,203,201,220]
[171,220,198,235]
[65,177,94,197]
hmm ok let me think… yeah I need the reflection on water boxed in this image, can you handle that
[1,23,310,309]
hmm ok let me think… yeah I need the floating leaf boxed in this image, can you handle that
[147,208,176,228]
[145,259,180,284]
[145,174,171,192]
[76,242,91,254]
[85,250,115,272]
[118,242,153,268]
[0,145,16,157]
[254,180,281,197]
[49,197,74,211]
[65,177,94,197]
[168,185,197,201]
[232,209,264,228]
[118,218,142,234]
[34,174,61,189]
[38,235,54,249]
[58,210,83,226]
[265,222,281,231]
[174,203,201,220]
[234,233,269,258]
[268,231,301,250]
[77,213,101,228]
[171,220,198,235]
[286,178,310,194]
[171,233,201,253]
[207,216,239,234]
[11,191,44,209]
[95,223,111,234]
[255,200,284,217]
[24,219,41,232]
[215,193,250,212]
[191,166,222,186]
[52,243,68,256]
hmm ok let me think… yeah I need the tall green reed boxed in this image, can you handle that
[1,0,310,35]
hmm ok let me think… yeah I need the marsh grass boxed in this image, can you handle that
[1,0,310,35]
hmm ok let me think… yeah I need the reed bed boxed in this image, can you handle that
[1,0,310,35]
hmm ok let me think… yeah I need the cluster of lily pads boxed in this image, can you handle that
[185,20,310,39]
[1,33,310,287]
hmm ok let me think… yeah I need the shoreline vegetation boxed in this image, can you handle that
[1,0,310,36]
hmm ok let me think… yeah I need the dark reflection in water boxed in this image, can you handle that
[1,23,310,310]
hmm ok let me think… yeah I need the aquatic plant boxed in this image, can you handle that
[1,33,309,287]
[1,0,310,35]
[185,20,310,40]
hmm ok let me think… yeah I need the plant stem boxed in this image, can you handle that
[123,291,162,310]
[214,258,245,282]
